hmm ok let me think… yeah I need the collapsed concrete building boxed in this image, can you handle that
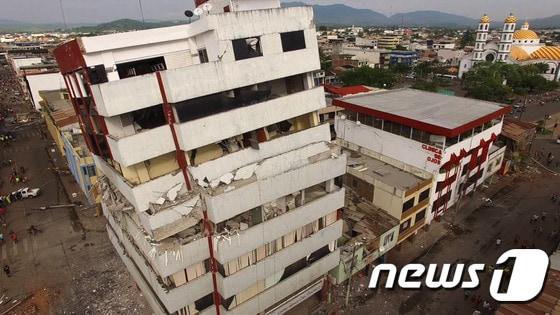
[54,1,345,314]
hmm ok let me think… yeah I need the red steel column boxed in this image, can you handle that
[155,72,221,314]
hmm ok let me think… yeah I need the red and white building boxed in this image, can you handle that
[335,89,509,223]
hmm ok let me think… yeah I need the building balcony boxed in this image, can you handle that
[89,46,319,118]
[174,87,326,152]
[224,249,340,315]
[214,188,345,263]
[189,123,331,184]
[106,207,209,279]
[90,72,162,117]
[94,155,186,212]
[160,47,320,105]
[107,125,176,168]
[107,218,213,314]
[204,151,347,223]
[217,220,342,299]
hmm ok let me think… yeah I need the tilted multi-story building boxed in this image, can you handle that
[54,1,346,314]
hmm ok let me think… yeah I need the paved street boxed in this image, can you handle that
[0,65,150,314]
[329,169,560,315]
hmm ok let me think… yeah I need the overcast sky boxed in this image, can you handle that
[1,0,558,24]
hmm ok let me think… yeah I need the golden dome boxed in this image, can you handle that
[480,14,490,23]
[513,29,539,40]
[509,46,530,61]
[529,46,560,60]
[504,13,517,24]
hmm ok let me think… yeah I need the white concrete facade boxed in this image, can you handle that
[335,103,505,224]
[57,3,343,314]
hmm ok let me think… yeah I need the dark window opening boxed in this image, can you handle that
[87,65,108,85]
[474,125,483,135]
[280,257,308,281]
[194,293,214,313]
[415,210,426,223]
[436,174,456,191]
[233,37,262,61]
[285,75,305,94]
[400,219,411,232]
[446,136,459,146]
[402,198,415,212]
[198,49,209,64]
[131,105,166,130]
[308,245,331,264]
[117,56,167,79]
[174,75,305,123]
[411,128,432,144]
[459,129,472,141]
[96,135,112,159]
[419,188,430,202]
[281,30,306,52]
[432,191,451,211]
[383,120,404,136]
[343,110,357,121]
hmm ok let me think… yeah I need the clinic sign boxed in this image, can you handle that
[369,249,549,302]
[422,144,442,165]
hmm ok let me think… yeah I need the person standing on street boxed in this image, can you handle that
[9,230,17,244]
[3,264,10,277]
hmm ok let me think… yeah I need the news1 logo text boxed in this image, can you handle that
[369,249,549,302]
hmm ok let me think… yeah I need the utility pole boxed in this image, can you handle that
[138,0,146,24]
[59,0,68,30]
[345,241,361,307]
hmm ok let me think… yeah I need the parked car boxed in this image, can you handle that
[13,187,41,200]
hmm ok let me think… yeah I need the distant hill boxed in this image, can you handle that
[283,2,390,25]
[282,2,560,28]
[1,4,559,33]
[282,2,391,25]
[389,10,477,27]
[70,19,197,33]
[529,15,560,28]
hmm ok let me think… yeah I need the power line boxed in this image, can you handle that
[138,0,146,24]
[59,0,68,30]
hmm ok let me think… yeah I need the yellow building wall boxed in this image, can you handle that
[43,111,66,156]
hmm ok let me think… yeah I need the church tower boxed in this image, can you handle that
[497,13,517,61]
[473,14,490,63]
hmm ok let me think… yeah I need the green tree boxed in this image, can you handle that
[414,61,435,78]
[463,62,558,102]
[390,63,411,75]
[319,48,331,71]
[411,80,439,92]
[460,30,475,48]
[339,66,397,89]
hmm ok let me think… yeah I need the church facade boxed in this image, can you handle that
[459,13,560,81]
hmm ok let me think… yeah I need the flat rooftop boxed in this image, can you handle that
[335,88,510,137]
[346,150,428,191]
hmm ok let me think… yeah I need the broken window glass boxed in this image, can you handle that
[232,37,263,61]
